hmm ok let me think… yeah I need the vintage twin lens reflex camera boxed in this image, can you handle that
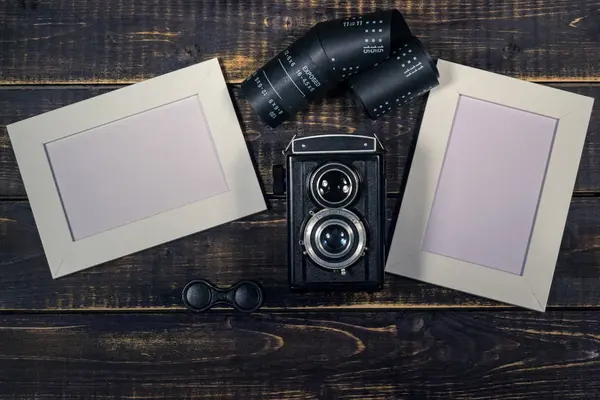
[277,134,386,292]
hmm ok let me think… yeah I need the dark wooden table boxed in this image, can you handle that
[1,1,600,398]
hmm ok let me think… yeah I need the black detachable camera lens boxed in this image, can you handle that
[310,162,359,208]
[320,224,350,255]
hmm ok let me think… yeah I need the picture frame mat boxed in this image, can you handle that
[385,59,594,311]
[8,58,266,278]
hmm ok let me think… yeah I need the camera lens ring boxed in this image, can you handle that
[303,208,367,270]
[310,163,359,208]
[314,219,355,259]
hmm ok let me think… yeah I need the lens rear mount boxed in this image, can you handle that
[303,208,366,270]
[310,162,360,208]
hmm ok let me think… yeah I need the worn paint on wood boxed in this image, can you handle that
[1,312,600,399]
[1,1,600,84]
[1,1,600,397]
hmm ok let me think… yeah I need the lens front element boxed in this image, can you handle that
[320,224,350,254]
[318,170,352,203]
[315,219,354,259]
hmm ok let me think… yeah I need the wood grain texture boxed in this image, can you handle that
[1,1,599,398]
[1,84,599,198]
[1,311,600,399]
[1,0,600,84]
[0,197,598,310]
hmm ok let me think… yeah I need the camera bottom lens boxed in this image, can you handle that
[303,208,366,270]
[320,224,350,254]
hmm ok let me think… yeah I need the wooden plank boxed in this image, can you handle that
[1,84,599,198]
[1,0,600,84]
[1,311,600,398]
[0,197,598,310]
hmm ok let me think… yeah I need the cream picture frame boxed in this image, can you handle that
[385,59,594,311]
[8,58,266,278]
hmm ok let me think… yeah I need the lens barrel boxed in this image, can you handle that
[241,9,438,128]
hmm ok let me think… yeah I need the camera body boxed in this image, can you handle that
[282,134,386,292]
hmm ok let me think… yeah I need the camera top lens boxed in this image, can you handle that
[318,170,352,203]
[310,163,359,208]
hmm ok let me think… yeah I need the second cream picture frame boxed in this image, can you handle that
[386,59,594,311]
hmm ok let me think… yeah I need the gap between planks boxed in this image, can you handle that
[1,78,600,87]
[0,194,598,203]
[2,304,600,314]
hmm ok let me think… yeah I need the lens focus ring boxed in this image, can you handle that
[310,163,359,208]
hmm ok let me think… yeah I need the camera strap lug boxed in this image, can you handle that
[283,134,297,155]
